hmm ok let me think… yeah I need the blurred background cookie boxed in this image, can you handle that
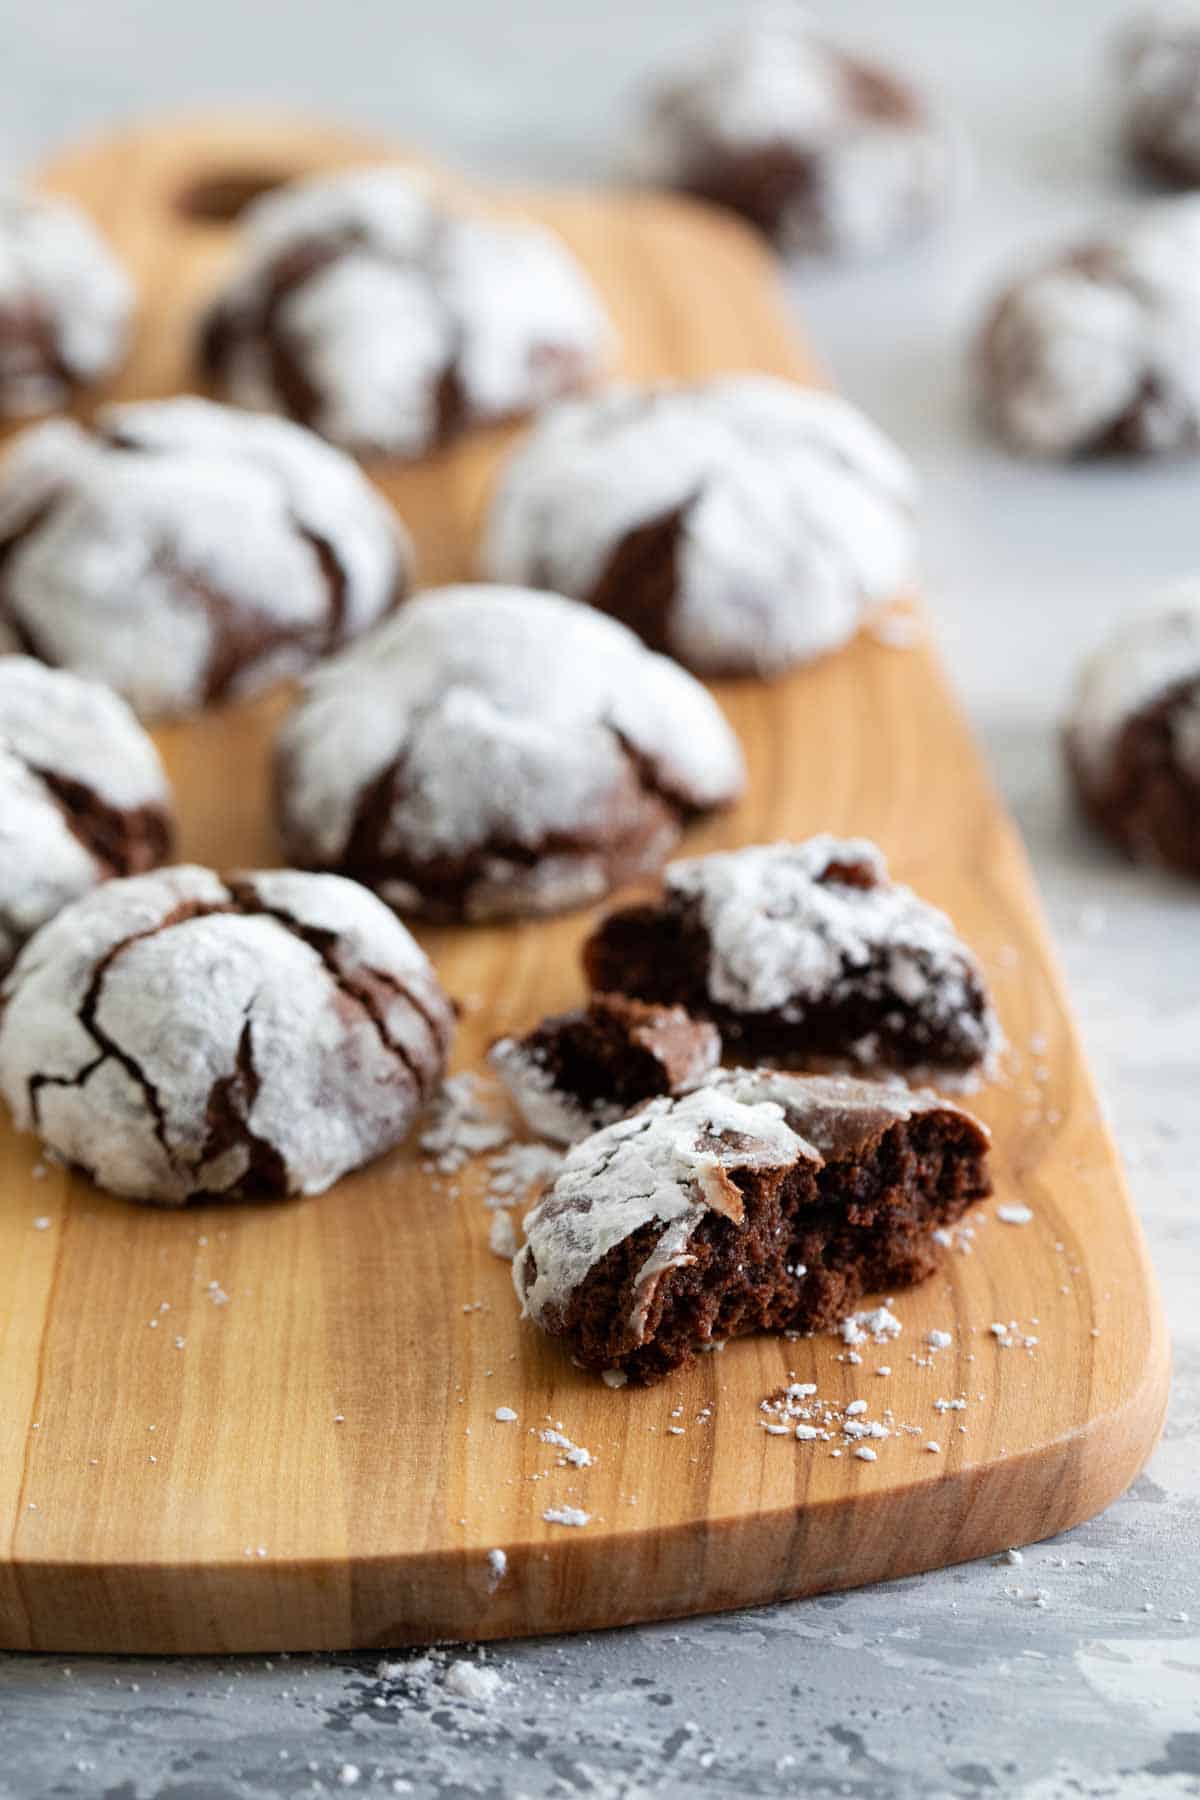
[627,5,954,259]
[1065,585,1200,876]
[976,199,1200,457]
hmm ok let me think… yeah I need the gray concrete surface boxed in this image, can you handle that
[1,2,1198,1795]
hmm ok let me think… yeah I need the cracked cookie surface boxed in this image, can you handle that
[584,836,1001,1083]
[0,189,133,418]
[0,396,410,719]
[199,166,610,457]
[1065,584,1200,876]
[274,584,746,922]
[513,1068,991,1382]
[0,656,173,977]
[483,376,916,678]
[0,864,454,1204]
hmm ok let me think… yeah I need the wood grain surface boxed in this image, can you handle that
[0,117,1169,1655]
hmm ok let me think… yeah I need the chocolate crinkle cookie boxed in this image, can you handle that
[199,166,610,457]
[0,190,132,418]
[0,865,454,1205]
[0,656,172,977]
[490,993,721,1145]
[584,837,1001,1083]
[274,585,746,923]
[977,198,1200,457]
[483,376,916,678]
[1118,10,1200,185]
[628,7,954,260]
[0,396,410,720]
[513,1068,991,1382]
[1065,586,1200,876]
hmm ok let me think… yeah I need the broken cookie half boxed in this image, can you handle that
[0,864,454,1204]
[513,1070,990,1384]
[490,992,721,1145]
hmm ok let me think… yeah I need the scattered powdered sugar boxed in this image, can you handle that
[540,1427,593,1468]
[990,1320,1040,1350]
[442,1661,506,1704]
[374,1649,507,1709]
[487,1209,518,1260]
[493,1407,518,1424]
[542,1504,590,1528]
[840,1305,904,1346]
[996,1203,1035,1226]
[485,1140,564,1208]
[420,1074,513,1174]
[485,1547,507,1591]
[485,374,916,677]
[276,585,746,919]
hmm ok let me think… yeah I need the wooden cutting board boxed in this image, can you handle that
[0,116,1168,1655]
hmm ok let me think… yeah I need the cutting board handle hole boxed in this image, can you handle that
[175,168,292,224]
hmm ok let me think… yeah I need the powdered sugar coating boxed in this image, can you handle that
[670,838,997,1054]
[201,166,610,456]
[484,376,916,677]
[0,865,453,1204]
[1066,585,1200,786]
[628,6,952,259]
[514,1068,980,1339]
[275,584,746,921]
[0,397,409,719]
[1118,9,1200,181]
[0,657,172,973]
[0,190,132,416]
[978,198,1200,457]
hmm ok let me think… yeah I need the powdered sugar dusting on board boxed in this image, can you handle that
[484,374,916,676]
